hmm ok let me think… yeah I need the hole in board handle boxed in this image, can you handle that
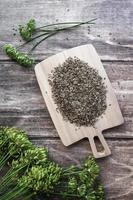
[94,136,105,152]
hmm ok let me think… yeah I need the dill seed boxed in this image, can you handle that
[49,57,107,127]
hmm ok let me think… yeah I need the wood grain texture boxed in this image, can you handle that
[32,138,133,200]
[0,61,132,138]
[0,0,133,61]
[0,0,133,199]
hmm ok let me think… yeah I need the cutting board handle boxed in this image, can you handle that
[87,131,111,158]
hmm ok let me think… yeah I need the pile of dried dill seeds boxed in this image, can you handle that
[48,57,107,126]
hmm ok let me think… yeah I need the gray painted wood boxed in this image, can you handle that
[0,62,132,138]
[0,0,133,199]
[0,0,133,61]
[32,139,133,200]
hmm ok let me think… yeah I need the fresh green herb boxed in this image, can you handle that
[18,162,62,193]
[3,18,96,67]
[0,126,105,200]
[19,19,36,41]
[3,44,35,67]
[57,157,102,199]
[19,18,96,42]
[0,126,33,168]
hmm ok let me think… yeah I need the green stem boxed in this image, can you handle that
[24,163,30,175]
[0,185,18,200]
[40,22,95,33]
[0,153,11,169]
[51,191,79,198]
[63,170,81,176]
[17,32,49,49]
[63,167,78,173]
[0,153,10,164]
[29,20,95,52]
[18,18,96,50]
[0,139,8,149]
[23,193,33,200]
[28,31,58,53]
[7,188,28,200]
[0,186,27,200]
[0,167,13,185]
[0,164,28,191]
[36,18,97,30]
[36,22,84,30]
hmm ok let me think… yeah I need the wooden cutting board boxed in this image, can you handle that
[35,44,124,158]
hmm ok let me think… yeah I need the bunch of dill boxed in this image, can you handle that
[3,18,96,68]
[0,126,105,200]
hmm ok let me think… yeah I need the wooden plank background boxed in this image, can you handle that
[0,0,133,199]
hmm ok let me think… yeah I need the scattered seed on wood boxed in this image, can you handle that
[48,57,107,127]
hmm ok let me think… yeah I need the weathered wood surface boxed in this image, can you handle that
[0,0,133,199]
[32,139,133,200]
[0,62,132,138]
[0,0,133,61]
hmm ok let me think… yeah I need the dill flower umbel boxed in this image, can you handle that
[3,44,35,67]
[3,18,96,68]
[19,19,36,41]
[0,127,105,200]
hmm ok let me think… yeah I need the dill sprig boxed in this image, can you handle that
[18,162,62,193]
[3,18,96,68]
[19,18,96,41]
[0,126,105,200]
[19,19,36,41]
[3,44,35,67]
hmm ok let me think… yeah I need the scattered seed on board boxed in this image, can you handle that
[48,57,107,127]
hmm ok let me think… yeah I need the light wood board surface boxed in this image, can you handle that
[0,0,133,199]
[35,44,124,157]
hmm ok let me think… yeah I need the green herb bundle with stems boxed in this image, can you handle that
[3,18,96,68]
[0,127,49,199]
[0,126,105,200]
[0,147,48,195]
[0,127,33,169]
[49,158,104,200]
